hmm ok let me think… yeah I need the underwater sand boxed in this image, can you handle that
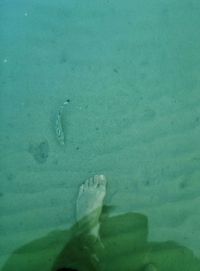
[1,0,200,269]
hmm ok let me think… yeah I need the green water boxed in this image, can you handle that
[1,0,200,270]
[2,210,200,270]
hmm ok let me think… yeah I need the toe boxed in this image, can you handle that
[79,184,84,194]
[89,177,94,187]
[82,178,89,189]
[98,174,106,186]
[94,175,101,187]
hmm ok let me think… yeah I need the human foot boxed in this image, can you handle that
[76,175,107,237]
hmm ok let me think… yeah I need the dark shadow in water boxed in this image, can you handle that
[2,207,200,271]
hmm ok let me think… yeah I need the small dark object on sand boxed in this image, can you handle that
[29,140,49,164]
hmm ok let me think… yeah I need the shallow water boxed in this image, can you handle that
[1,0,200,270]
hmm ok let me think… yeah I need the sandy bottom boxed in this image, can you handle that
[1,0,200,269]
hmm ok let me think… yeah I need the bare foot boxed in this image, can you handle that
[76,175,107,237]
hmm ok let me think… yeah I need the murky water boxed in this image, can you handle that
[1,0,200,270]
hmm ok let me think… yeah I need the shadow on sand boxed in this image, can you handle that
[2,207,200,271]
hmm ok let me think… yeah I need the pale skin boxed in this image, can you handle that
[74,174,157,271]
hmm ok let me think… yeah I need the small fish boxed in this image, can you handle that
[55,99,70,145]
